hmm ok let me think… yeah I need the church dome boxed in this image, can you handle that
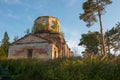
[32,16,60,33]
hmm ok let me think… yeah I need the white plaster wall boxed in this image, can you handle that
[8,43,53,59]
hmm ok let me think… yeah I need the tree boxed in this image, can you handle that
[80,0,112,56]
[105,30,111,54]
[24,28,30,35]
[13,36,19,42]
[0,32,10,57]
[105,22,120,54]
[78,32,99,57]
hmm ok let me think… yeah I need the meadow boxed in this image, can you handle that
[0,57,120,80]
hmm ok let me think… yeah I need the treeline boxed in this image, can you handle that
[79,22,120,57]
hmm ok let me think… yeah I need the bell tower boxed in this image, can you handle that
[32,16,60,33]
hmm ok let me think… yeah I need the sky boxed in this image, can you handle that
[0,0,120,56]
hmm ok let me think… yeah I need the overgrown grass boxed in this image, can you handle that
[0,57,120,80]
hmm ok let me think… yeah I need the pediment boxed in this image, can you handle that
[13,34,48,44]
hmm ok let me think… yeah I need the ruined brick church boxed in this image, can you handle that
[8,16,74,60]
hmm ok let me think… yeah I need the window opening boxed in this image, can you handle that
[42,20,47,25]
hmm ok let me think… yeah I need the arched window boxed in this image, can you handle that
[42,20,47,25]
[51,21,55,28]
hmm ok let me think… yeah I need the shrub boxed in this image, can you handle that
[0,57,120,80]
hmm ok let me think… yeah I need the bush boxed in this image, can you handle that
[0,57,120,80]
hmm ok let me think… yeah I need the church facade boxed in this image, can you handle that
[8,16,74,60]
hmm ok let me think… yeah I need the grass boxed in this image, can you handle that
[0,57,120,80]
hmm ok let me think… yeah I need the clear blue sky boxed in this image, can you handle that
[0,0,120,56]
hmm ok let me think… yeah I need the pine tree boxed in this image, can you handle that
[105,22,120,54]
[0,32,10,57]
[80,0,112,56]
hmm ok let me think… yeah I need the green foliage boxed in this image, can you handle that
[105,22,120,53]
[105,22,120,36]
[51,21,59,32]
[80,0,112,55]
[80,0,112,26]
[0,57,120,80]
[0,32,10,57]
[79,32,99,56]
[80,0,97,26]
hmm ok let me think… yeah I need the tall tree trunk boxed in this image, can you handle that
[108,43,110,54]
[96,0,107,56]
[107,36,110,54]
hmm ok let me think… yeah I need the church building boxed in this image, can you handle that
[8,16,74,60]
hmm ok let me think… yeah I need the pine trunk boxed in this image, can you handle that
[96,0,107,56]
